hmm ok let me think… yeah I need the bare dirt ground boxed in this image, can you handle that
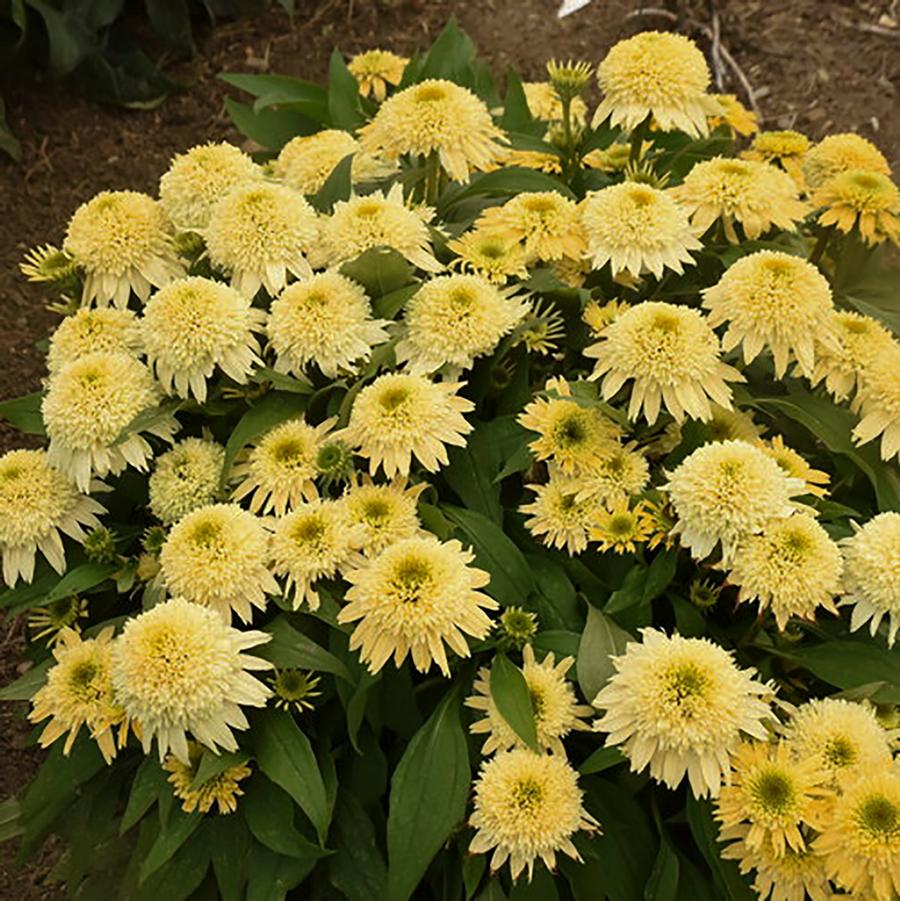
[0,0,897,895]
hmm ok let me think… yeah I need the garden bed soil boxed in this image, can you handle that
[0,0,897,896]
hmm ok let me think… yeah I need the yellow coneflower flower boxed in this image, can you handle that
[358,79,506,182]
[582,142,632,173]
[19,243,81,287]
[321,184,442,272]
[164,740,252,814]
[0,449,105,587]
[43,351,178,491]
[592,31,721,136]
[497,607,539,651]
[728,513,842,631]
[702,251,835,379]
[338,536,497,676]
[841,511,900,646]
[716,740,831,857]
[269,499,364,610]
[593,628,774,798]
[395,274,527,374]
[649,404,764,456]
[348,49,409,101]
[344,372,474,478]
[571,442,649,505]
[339,476,425,557]
[814,767,900,900]
[579,182,701,279]
[590,499,654,554]
[520,474,602,555]
[469,749,599,880]
[709,94,758,137]
[110,597,271,762]
[487,148,562,174]
[514,298,566,355]
[272,130,396,195]
[756,436,830,498]
[522,82,587,125]
[159,142,261,230]
[809,310,895,402]
[206,182,319,297]
[47,307,142,374]
[141,277,265,403]
[813,170,900,245]
[664,440,806,562]
[673,157,808,242]
[27,596,89,645]
[148,437,225,525]
[475,192,585,263]
[466,645,592,756]
[785,698,893,781]
[268,271,390,379]
[231,417,333,516]
[518,386,621,477]
[803,132,891,190]
[270,668,321,712]
[550,256,591,287]
[742,131,811,188]
[447,230,530,284]
[721,835,833,901]
[854,342,900,461]
[159,503,278,623]
[585,301,743,425]
[29,627,124,764]
[582,299,629,335]
[63,190,184,308]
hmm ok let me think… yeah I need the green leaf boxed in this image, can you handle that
[645,839,680,901]
[770,637,900,703]
[209,814,252,901]
[442,505,538,606]
[139,807,203,883]
[41,562,118,607]
[247,847,317,901]
[577,604,631,705]
[221,392,307,484]
[328,49,367,131]
[500,68,534,132]
[224,97,317,150]
[385,689,470,901]
[489,654,538,751]
[439,167,575,213]
[0,657,51,701]
[311,153,354,212]
[189,749,250,790]
[340,248,415,298]
[510,866,559,900]
[135,826,210,901]
[257,615,352,681]
[373,284,420,320]
[0,391,44,434]
[417,17,477,85]
[752,384,900,511]
[578,746,626,775]
[121,756,167,833]
[328,791,388,901]
[243,774,329,859]
[249,367,314,394]
[686,795,754,900]
[0,797,21,843]
[253,708,330,843]
[219,73,330,124]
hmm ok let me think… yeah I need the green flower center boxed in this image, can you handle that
[190,520,222,547]
[751,770,795,815]
[663,663,709,707]
[394,557,432,598]
[272,438,308,465]
[823,736,856,768]
[555,414,588,447]
[609,514,635,536]
[361,499,391,523]
[858,795,899,837]
[380,387,410,412]
[292,516,326,545]
[68,660,99,693]
[511,777,545,812]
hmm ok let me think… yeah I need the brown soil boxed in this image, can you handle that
[0,0,897,895]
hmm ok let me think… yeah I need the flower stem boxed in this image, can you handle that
[629,115,650,166]
[808,226,835,268]
[424,150,441,206]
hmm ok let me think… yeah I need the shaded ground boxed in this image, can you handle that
[0,0,897,896]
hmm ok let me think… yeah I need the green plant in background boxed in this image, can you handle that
[1,17,899,901]
[0,0,295,160]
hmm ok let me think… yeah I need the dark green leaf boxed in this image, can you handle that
[139,807,203,883]
[373,284,420,320]
[489,654,538,751]
[121,756,166,833]
[340,248,415,298]
[500,68,534,132]
[510,866,559,900]
[386,690,470,901]
[224,97,317,150]
[645,839,680,901]
[577,746,626,775]
[190,749,250,790]
[417,17,477,85]
[577,604,631,705]
[0,798,21,843]
[41,562,118,607]
[247,847,317,901]
[135,826,210,901]
[311,153,354,212]
[440,167,575,213]
[253,708,330,843]
[243,775,328,859]
[209,814,252,901]
[0,658,51,701]
[249,367,313,394]
[257,615,352,681]
[0,391,44,434]
[442,505,537,606]
[686,795,754,900]
[328,49,367,131]
[328,791,387,901]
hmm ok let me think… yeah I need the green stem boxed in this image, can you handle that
[423,150,441,206]
[808,225,835,267]
[629,115,650,166]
